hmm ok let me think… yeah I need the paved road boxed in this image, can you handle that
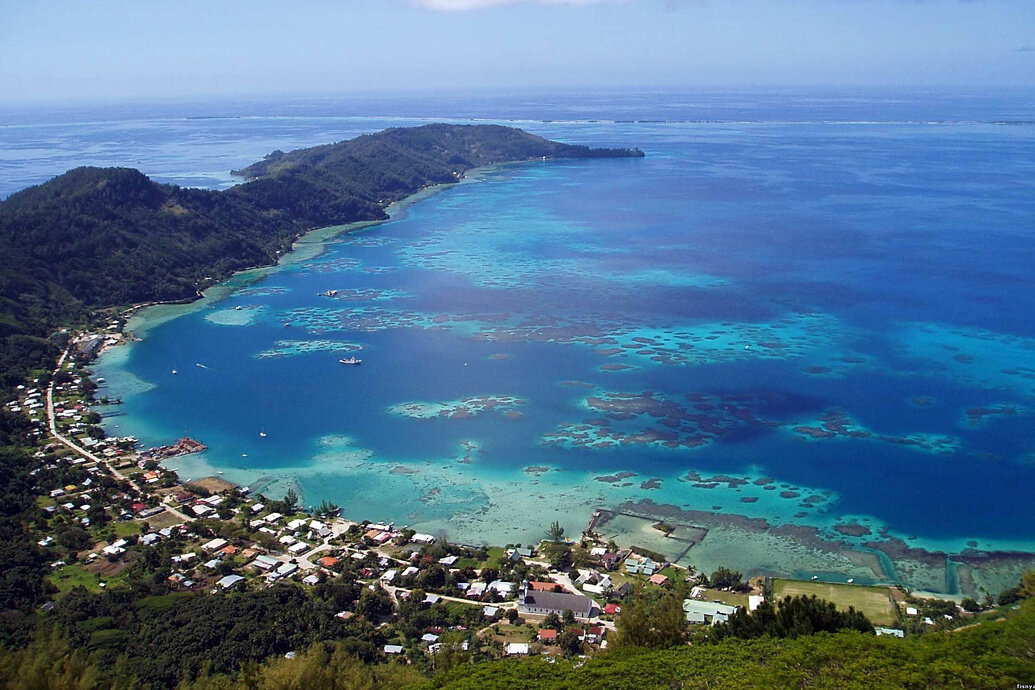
[47,347,193,524]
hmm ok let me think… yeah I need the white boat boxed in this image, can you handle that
[259,429,267,438]
[171,369,178,375]
[339,357,362,365]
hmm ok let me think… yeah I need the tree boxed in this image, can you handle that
[315,499,339,517]
[283,488,299,513]
[506,608,519,624]
[557,629,581,656]
[710,594,874,642]
[710,566,743,591]
[547,521,565,542]
[960,598,981,612]
[1021,569,1035,599]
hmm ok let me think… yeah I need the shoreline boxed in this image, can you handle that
[109,165,497,342]
[86,162,1035,600]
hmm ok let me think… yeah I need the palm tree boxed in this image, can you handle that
[547,521,565,542]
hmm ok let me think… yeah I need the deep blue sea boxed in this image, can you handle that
[5,89,1034,594]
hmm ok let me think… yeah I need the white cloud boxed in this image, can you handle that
[412,0,635,10]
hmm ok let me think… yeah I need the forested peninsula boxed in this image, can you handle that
[0,124,642,389]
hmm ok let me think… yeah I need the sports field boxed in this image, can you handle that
[772,579,897,626]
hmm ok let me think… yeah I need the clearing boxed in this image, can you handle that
[771,578,897,626]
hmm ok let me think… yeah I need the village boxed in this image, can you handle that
[4,330,987,666]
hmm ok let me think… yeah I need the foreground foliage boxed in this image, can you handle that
[422,599,1035,690]
[3,599,1032,689]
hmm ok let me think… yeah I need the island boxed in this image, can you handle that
[1,125,1033,689]
[0,124,642,389]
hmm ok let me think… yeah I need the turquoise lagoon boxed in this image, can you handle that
[36,93,1033,598]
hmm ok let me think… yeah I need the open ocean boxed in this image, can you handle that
[5,89,1034,596]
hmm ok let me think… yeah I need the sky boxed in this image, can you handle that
[1,0,1033,104]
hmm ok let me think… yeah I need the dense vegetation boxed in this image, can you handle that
[3,598,1033,688]
[420,600,1035,690]
[709,594,874,641]
[0,124,642,393]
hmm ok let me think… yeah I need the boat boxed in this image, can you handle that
[340,356,362,365]
[171,369,178,375]
[235,306,242,311]
[259,429,267,438]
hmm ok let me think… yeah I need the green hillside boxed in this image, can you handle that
[423,600,1035,690]
[0,124,641,390]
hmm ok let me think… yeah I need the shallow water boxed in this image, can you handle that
[11,91,1032,595]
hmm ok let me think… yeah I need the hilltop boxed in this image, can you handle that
[0,124,642,389]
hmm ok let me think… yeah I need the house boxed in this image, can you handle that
[384,645,404,655]
[202,538,228,552]
[748,595,765,611]
[577,570,612,595]
[273,562,298,579]
[538,628,558,642]
[288,542,309,555]
[264,512,283,524]
[318,556,340,568]
[467,582,487,598]
[421,633,439,644]
[402,566,419,578]
[876,627,905,638]
[505,643,529,656]
[204,558,221,570]
[601,552,621,571]
[483,606,499,618]
[411,533,436,544]
[648,573,669,587]
[518,583,594,619]
[216,574,244,590]
[423,593,441,605]
[251,554,280,571]
[508,547,533,562]
[287,518,307,531]
[302,574,321,586]
[603,603,621,615]
[382,569,398,583]
[586,626,606,644]
[488,580,514,596]
[683,599,739,625]
[102,539,128,557]
[438,555,459,567]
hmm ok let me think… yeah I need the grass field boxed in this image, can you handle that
[772,579,896,626]
[49,564,103,593]
[142,510,185,529]
[699,587,751,608]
